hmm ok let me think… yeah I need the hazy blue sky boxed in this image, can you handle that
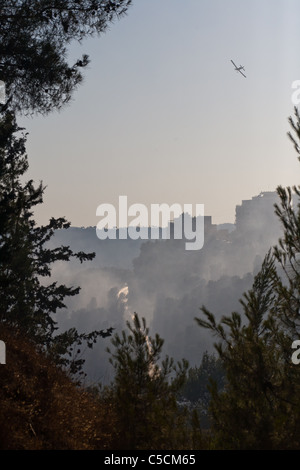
[19,0,300,227]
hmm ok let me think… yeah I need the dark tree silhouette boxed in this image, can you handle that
[0,0,132,114]
[195,108,300,449]
[106,313,190,449]
[0,111,114,378]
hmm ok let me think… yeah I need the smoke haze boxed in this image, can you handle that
[50,191,282,384]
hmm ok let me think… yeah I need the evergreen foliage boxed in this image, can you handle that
[0,0,132,114]
[195,108,300,450]
[180,352,225,429]
[0,110,113,377]
[0,0,131,377]
[182,352,225,405]
[2,0,300,451]
[105,313,193,449]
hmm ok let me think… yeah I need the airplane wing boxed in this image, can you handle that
[231,59,237,67]
[239,70,246,78]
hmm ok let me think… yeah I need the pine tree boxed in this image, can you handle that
[180,352,225,429]
[0,110,111,378]
[106,313,190,450]
[195,108,300,450]
[0,1,132,376]
[0,0,132,114]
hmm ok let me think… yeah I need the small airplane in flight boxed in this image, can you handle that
[230,60,246,78]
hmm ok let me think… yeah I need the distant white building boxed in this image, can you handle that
[235,191,280,236]
[235,191,282,243]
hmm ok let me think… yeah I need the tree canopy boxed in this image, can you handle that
[0,111,117,377]
[0,0,133,376]
[195,108,300,449]
[0,0,132,114]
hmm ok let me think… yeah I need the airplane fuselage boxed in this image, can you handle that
[230,60,246,78]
